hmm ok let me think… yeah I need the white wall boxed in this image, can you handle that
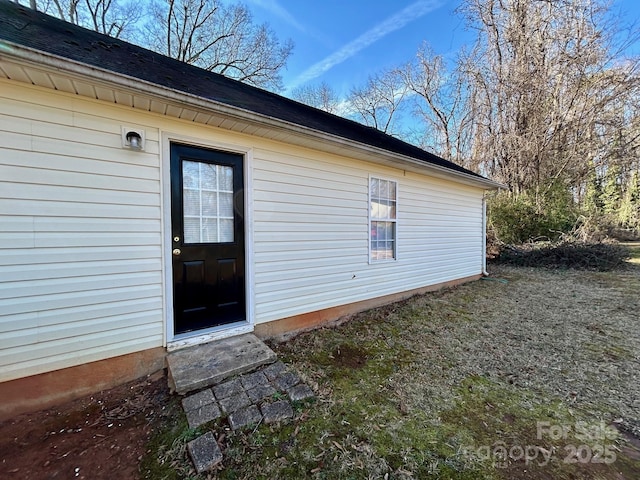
[0,78,484,382]
[251,148,483,323]
[0,82,164,382]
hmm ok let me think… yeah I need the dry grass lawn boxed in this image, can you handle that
[144,255,640,479]
[626,242,640,265]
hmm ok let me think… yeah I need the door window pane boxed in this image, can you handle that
[220,167,233,191]
[183,189,200,217]
[201,163,217,190]
[201,192,218,217]
[183,160,235,243]
[219,192,234,217]
[219,219,234,242]
[184,218,200,243]
[201,218,218,243]
[182,161,199,189]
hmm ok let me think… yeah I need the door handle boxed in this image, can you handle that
[172,248,181,256]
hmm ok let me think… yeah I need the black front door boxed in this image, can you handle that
[170,143,245,335]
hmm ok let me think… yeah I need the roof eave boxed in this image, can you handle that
[1,41,503,190]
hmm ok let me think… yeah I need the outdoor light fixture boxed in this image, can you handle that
[121,127,145,151]
[126,131,141,149]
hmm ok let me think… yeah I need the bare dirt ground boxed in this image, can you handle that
[0,371,173,480]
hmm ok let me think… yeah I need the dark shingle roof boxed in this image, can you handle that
[0,0,485,180]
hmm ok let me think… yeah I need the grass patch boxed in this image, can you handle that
[144,267,640,478]
[623,241,640,264]
[139,396,217,479]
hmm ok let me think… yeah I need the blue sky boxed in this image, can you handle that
[244,0,640,96]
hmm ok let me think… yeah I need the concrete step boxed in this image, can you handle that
[167,333,277,395]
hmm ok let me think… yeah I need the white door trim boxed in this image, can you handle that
[160,131,255,347]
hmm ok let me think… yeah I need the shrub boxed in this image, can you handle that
[488,184,578,244]
[489,240,630,271]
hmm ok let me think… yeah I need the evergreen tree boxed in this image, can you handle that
[619,171,640,228]
[583,166,603,214]
[630,171,640,204]
[600,164,622,215]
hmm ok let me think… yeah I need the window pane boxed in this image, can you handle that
[384,222,395,241]
[386,222,394,240]
[184,218,200,243]
[371,200,379,218]
[220,166,233,191]
[201,192,217,217]
[371,240,394,261]
[201,163,217,190]
[201,218,218,243]
[183,189,200,216]
[380,179,389,199]
[370,177,379,199]
[384,240,394,254]
[183,161,199,189]
[220,219,234,242]
[219,192,234,217]
[389,202,396,219]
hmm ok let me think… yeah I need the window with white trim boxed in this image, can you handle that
[369,177,397,261]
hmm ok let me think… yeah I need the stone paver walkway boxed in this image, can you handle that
[181,360,315,473]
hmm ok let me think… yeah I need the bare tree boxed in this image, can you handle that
[347,67,408,135]
[146,0,293,91]
[22,0,292,90]
[290,82,341,114]
[460,0,640,194]
[28,0,80,23]
[83,0,140,38]
[26,0,140,38]
[401,43,474,165]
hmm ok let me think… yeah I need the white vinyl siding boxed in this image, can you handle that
[0,82,164,382]
[251,149,484,324]
[0,77,486,383]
